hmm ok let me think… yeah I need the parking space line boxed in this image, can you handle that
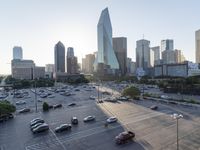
[49,128,67,150]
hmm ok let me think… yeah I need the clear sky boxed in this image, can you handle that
[1,0,200,74]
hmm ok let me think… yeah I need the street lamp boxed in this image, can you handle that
[171,113,183,150]
[34,78,38,112]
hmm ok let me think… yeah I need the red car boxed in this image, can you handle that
[115,131,135,144]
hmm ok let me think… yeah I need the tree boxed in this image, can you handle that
[0,100,16,116]
[43,102,49,111]
[122,86,140,99]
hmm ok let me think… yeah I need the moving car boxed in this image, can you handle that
[30,119,44,127]
[150,105,158,110]
[68,103,76,106]
[71,117,78,125]
[16,100,26,105]
[19,108,31,113]
[106,116,117,123]
[115,131,135,144]
[55,124,71,133]
[83,116,95,122]
[32,123,49,134]
[53,104,62,109]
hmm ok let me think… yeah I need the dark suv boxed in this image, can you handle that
[71,117,78,125]
[115,131,135,144]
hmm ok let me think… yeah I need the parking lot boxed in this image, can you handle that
[1,83,200,150]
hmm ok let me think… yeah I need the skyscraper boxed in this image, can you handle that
[66,47,78,74]
[13,46,23,60]
[113,37,127,76]
[82,54,95,74]
[162,50,176,64]
[94,8,119,75]
[195,29,200,63]
[54,41,65,73]
[67,47,74,58]
[136,39,151,70]
[151,46,160,60]
[161,39,174,51]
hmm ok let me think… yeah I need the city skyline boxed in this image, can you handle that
[1,0,200,74]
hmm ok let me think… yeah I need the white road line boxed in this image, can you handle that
[49,128,67,150]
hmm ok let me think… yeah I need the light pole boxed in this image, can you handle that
[171,113,183,150]
[34,78,38,112]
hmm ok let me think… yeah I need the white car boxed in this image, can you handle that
[106,117,117,123]
[89,96,96,100]
[83,116,95,122]
[48,95,55,98]
[16,100,26,105]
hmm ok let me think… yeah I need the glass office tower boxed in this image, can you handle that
[94,8,119,75]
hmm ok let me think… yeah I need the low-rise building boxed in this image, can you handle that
[154,61,200,77]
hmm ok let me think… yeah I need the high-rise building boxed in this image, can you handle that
[67,57,78,74]
[113,37,127,76]
[67,47,74,58]
[161,39,174,51]
[136,39,151,70]
[195,29,200,63]
[45,64,54,73]
[54,41,65,73]
[94,8,119,75]
[150,49,154,67]
[13,46,23,60]
[66,47,78,74]
[174,49,185,63]
[162,50,176,64]
[151,46,160,65]
[126,57,132,74]
[45,64,54,78]
[82,54,95,74]
[82,58,86,73]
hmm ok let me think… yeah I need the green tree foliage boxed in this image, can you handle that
[43,102,49,111]
[0,100,16,116]
[122,86,141,98]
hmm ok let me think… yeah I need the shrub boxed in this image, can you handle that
[43,102,49,111]
[122,86,140,99]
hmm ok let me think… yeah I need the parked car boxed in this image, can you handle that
[19,108,31,113]
[107,116,117,123]
[71,117,78,125]
[83,116,95,122]
[30,118,42,124]
[16,100,26,105]
[150,105,158,110]
[31,122,44,131]
[68,103,76,106]
[89,96,96,100]
[0,113,13,122]
[30,119,45,127]
[32,123,49,134]
[74,88,80,91]
[115,131,135,144]
[48,105,53,109]
[53,104,62,109]
[48,95,55,98]
[55,124,71,133]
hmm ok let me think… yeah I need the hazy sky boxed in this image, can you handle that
[1,0,200,74]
